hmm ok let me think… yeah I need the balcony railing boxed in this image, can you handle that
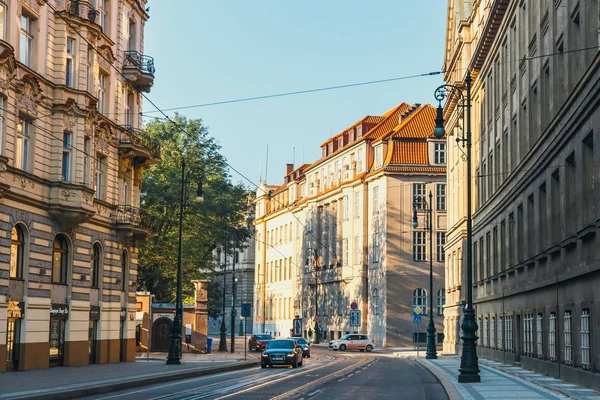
[123,51,156,75]
[115,206,148,227]
[119,126,160,159]
[56,0,101,25]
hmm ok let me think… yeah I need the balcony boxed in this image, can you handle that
[48,182,96,228]
[115,206,151,240]
[56,0,103,28]
[122,51,155,92]
[119,126,160,164]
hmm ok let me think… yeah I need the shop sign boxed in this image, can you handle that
[50,304,69,319]
[89,306,101,321]
[120,308,127,321]
[8,301,24,319]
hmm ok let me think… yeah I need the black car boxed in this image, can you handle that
[261,339,303,368]
[290,337,310,358]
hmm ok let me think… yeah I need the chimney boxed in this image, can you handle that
[286,163,294,175]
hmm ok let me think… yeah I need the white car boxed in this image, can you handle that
[329,334,375,352]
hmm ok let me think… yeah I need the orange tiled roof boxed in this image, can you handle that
[320,115,384,147]
[386,141,429,164]
[384,166,446,173]
[363,103,411,140]
[390,104,438,138]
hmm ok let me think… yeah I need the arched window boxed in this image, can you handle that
[52,234,69,284]
[412,288,427,315]
[91,243,101,288]
[337,291,344,315]
[121,250,128,291]
[10,225,25,279]
[372,289,380,315]
[437,289,446,316]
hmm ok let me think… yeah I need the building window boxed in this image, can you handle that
[536,313,543,358]
[437,232,446,262]
[96,0,106,30]
[66,37,75,87]
[375,146,382,168]
[373,233,380,263]
[373,186,379,213]
[343,238,348,266]
[338,292,344,315]
[52,234,69,284]
[83,137,91,186]
[20,15,34,67]
[372,289,379,315]
[436,183,446,210]
[581,309,590,369]
[413,183,426,208]
[16,118,30,171]
[357,149,363,172]
[87,46,94,92]
[523,313,533,356]
[97,72,107,114]
[434,143,446,164]
[564,311,572,365]
[95,154,105,200]
[354,191,360,218]
[413,231,426,261]
[482,317,488,347]
[354,236,360,265]
[62,131,72,182]
[91,243,101,288]
[10,225,25,279]
[128,19,136,51]
[506,315,513,352]
[490,317,496,348]
[125,91,134,126]
[498,316,503,350]
[0,1,6,41]
[549,312,556,361]
[412,288,427,315]
[121,250,128,291]
[343,195,349,220]
[436,289,445,316]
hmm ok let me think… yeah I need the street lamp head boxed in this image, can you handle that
[433,105,445,139]
[194,181,204,203]
[412,209,419,228]
[412,219,418,229]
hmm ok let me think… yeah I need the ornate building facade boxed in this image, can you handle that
[0,0,156,371]
[254,103,447,347]
[442,0,600,390]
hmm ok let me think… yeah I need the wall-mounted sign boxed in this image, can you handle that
[120,308,127,321]
[50,304,69,319]
[154,313,174,321]
[89,306,100,321]
[350,302,358,310]
[8,301,24,319]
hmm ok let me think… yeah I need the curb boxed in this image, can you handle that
[411,357,463,400]
[2,360,260,400]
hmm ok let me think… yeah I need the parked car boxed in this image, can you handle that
[261,339,304,368]
[329,334,374,352]
[289,337,310,358]
[249,334,273,351]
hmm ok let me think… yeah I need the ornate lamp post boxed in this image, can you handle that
[412,190,437,359]
[218,243,228,352]
[230,246,238,353]
[433,71,480,382]
[167,157,204,365]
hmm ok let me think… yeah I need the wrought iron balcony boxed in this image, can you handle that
[119,125,160,161]
[56,0,102,26]
[123,51,155,92]
[115,206,151,240]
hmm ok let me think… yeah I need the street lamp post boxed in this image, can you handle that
[218,244,228,352]
[433,71,480,382]
[312,248,320,344]
[167,157,204,365]
[412,191,437,359]
[230,246,238,353]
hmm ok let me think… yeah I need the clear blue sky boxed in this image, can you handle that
[143,1,448,187]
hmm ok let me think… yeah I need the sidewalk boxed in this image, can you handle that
[0,348,258,400]
[413,354,600,400]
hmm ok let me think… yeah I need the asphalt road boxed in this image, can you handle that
[84,348,447,400]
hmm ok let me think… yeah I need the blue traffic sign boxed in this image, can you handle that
[413,314,422,324]
[350,310,361,326]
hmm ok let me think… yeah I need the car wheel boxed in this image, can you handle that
[299,357,303,367]
[261,363,266,368]
[366,345,373,352]
[307,354,311,358]
[339,344,347,351]
[292,358,298,368]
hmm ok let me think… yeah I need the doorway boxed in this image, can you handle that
[88,320,97,364]
[49,319,66,367]
[119,320,125,362]
[6,318,20,371]
[515,314,522,363]
[152,318,172,352]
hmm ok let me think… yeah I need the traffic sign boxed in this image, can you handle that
[413,306,423,315]
[350,302,358,310]
[350,310,361,326]
[413,314,422,324]
[241,303,251,317]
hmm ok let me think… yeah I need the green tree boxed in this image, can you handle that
[137,115,252,304]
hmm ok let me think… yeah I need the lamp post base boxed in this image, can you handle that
[458,306,480,382]
[426,317,437,359]
[166,334,182,365]
[218,319,228,352]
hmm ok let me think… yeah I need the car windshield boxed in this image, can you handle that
[256,334,272,340]
[341,334,352,340]
[266,340,294,350]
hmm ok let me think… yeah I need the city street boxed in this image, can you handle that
[82,347,447,400]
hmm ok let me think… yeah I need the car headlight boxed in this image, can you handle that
[261,353,269,358]
[287,352,295,357]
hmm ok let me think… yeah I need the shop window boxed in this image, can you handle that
[52,234,69,284]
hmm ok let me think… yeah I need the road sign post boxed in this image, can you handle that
[241,304,251,361]
[413,307,423,357]
[350,309,361,330]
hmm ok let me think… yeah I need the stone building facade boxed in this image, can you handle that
[0,0,156,371]
[254,103,447,347]
[442,0,600,390]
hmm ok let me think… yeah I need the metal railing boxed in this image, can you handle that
[123,51,156,75]
[115,206,149,228]
[119,125,160,159]
[56,0,101,25]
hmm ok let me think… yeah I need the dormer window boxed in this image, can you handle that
[434,142,446,164]
[322,147,327,157]
[338,137,344,148]
[349,129,354,142]
[356,125,362,137]
[328,142,333,154]
[375,145,383,169]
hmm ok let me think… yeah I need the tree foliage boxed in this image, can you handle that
[137,115,252,304]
